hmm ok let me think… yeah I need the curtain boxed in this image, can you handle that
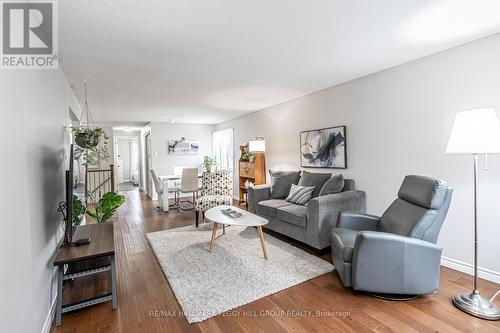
[130,139,139,185]
[212,128,234,170]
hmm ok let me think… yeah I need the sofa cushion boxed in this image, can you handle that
[285,184,315,205]
[298,171,331,198]
[256,199,291,217]
[319,174,345,196]
[269,170,302,199]
[277,204,308,228]
[331,228,359,262]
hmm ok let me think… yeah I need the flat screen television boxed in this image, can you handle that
[62,144,91,246]
[64,144,75,244]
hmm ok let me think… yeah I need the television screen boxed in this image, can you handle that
[64,144,75,244]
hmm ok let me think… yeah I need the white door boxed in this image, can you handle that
[145,132,153,197]
[117,158,124,183]
[117,139,132,182]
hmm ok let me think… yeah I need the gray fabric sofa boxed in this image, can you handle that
[331,175,453,296]
[248,172,366,250]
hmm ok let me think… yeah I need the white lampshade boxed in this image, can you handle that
[248,140,266,152]
[446,108,500,154]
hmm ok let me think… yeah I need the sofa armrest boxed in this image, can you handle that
[337,212,380,231]
[307,190,366,249]
[352,231,442,294]
[247,185,271,213]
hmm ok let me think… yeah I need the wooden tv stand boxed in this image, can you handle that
[53,222,117,326]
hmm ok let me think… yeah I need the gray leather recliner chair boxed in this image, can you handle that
[331,175,453,297]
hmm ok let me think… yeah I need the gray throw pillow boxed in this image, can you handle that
[286,184,315,205]
[269,170,302,199]
[298,171,332,198]
[319,174,345,196]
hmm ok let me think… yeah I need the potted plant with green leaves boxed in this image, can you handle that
[241,151,250,161]
[72,126,107,149]
[72,195,87,225]
[203,155,217,172]
[87,191,126,223]
[71,81,110,166]
[71,126,110,165]
[57,194,87,226]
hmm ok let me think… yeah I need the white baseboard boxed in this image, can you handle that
[441,256,500,284]
[41,296,57,333]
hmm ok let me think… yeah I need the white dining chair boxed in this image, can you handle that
[150,168,179,211]
[177,168,199,210]
[173,166,185,188]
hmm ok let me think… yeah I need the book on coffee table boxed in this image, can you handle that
[220,208,242,218]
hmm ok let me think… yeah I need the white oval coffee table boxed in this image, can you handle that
[205,205,269,259]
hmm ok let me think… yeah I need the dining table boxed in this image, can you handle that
[158,173,202,211]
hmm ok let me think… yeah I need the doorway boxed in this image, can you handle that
[114,137,140,191]
[145,132,153,197]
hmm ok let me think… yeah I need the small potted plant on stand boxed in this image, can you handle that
[203,156,217,172]
[240,144,250,161]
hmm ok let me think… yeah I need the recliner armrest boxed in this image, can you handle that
[352,231,442,295]
[336,212,380,231]
[247,185,271,213]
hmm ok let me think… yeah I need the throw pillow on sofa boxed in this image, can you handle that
[286,184,315,205]
[319,174,345,196]
[298,170,331,198]
[269,170,302,199]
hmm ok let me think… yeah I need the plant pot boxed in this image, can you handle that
[206,164,216,173]
[75,133,99,149]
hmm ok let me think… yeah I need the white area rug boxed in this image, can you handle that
[146,223,334,323]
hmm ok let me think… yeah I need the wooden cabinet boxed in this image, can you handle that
[239,153,266,204]
[239,162,256,178]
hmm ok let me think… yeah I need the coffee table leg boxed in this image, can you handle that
[257,226,268,259]
[209,222,218,253]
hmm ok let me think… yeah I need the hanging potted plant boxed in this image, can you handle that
[70,81,110,165]
[72,135,110,166]
[72,126,107,149]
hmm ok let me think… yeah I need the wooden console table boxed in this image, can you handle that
[53,222,117,326]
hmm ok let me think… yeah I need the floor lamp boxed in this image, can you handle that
[446,108,500,320]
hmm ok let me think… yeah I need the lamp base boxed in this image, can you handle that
[452,291,500,320]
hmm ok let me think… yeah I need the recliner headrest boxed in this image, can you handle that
[398,175,447,209]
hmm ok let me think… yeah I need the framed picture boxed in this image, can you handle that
[300,126,347,169]
[168,139,199,154]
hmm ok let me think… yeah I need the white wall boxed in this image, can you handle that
[150,122,214,197]
[0,69,80,333]
[216,33,500,280]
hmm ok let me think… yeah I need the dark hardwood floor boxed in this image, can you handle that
[51,189,500,332]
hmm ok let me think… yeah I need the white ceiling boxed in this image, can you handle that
[60,0,500,125]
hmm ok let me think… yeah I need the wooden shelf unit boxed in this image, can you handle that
[238,153,266,203]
